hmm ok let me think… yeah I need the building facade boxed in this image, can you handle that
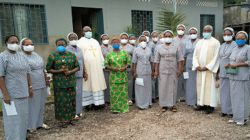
[0,0,223,60]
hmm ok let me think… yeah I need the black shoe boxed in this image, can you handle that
[194,106,204,111]
[205,107,214,114]
[221,113,227,117]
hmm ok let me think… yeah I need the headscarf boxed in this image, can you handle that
[142,31,150,36]
[20,38,28,46]
[67,32,78,40]
[177,24,186,30]
[188,27,198,33]
[120,32,129,38]
[163,30,174,36]
[224,27,235,37]
[236,31,248,39]
[138,35,147,41]
[100,34,109,39]
[151,31,158,36]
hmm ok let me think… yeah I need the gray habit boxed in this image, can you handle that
[154,44,184,107]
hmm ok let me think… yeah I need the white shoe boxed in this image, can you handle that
[42,124,50,129]
[228,119,235,123]
[236,122,245,126]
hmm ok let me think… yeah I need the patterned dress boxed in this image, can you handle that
[46,51,79,121]
[104,50,131,113]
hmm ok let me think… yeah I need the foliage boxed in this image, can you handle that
[224,0,243,6]
[156,8,185,34]
[124,25,140,37]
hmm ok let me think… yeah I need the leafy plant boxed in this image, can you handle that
[156,8,185,34]
[124,25,140,37]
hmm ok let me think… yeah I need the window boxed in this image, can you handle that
[200,14,215,36]
[0,3,48,45]
[131,10,153,35]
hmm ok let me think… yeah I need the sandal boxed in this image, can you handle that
[74,115,80,121]
[171,106,177,112]
[128,100,133,106]
[161,108,167,112]
[41,124,50,130]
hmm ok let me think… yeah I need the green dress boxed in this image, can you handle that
[104,50,131,113]
[46,51,79,121]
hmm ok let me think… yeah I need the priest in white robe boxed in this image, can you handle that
[77,26,107,107]
[192,25,220,114]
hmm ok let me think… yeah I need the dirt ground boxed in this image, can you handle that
[1,102,250,140]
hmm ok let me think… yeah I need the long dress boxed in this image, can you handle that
[46,51,79,121]
[218,41,237,115]
[174,35,188,101]
[66,45,84,115]
[101,44,112,103]
[121,44,134,101]
[0,50,30,140]
[228,45,250,123]
[22,52,47,130]
[132,46,152,109]
[184,39,199,106]
[154,44,184,107]
[77,37,106,106]
[148,41,160,100]
[104,50,131,113]
[192,37,220,107]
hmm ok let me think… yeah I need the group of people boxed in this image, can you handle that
[0,24,250,139]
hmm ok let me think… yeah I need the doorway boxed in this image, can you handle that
[72,7,104,40]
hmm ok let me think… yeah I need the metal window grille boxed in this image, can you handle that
[131,10,153,35]
[200,14,215,36]
[0,2,48,45]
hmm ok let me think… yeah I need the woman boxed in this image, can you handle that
[46,38,79,127]
[226,31,250,125]
[120,33,134,105]
[104,38,131,113]
[20,38,50,133]
[100,34,112,104]
[219,27,237,117]
[129,34,137,47]
[0,35,33,139]
[66,32,87,119]
[132,35,153,109]
[154,30,184,112]
[184,27,200,107]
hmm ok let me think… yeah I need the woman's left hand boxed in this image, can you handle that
[176,70,182,77]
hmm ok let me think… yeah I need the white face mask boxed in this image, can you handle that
[102,39,109,45]
[223,36,233,42]
[146,36,150,42]
[160,38,165,44]
[177,30,185,35]
[129,39,136,45]
[7,43,19,51]
[190,34,198,40]
[120,39,128,44]
[23,45,34,52]
[164,38,173,44]
[152,37,159,42]
[69,40,77,46]
[139,41,147,49]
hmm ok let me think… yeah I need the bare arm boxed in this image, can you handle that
[0,77,10,104]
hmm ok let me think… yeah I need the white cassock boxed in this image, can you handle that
[77,37,107,106]
[192,37,220,107]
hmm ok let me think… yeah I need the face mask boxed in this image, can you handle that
[85,32,92,39]
[69,40,77,46]
[203,32,212,39]
[152,37,159,42]
[177,30,185,36]
[56,45,66,53]
[190,34,198,40]
[139,41,147,49]
[129,39,136,45]
[120,39,128,44]
[23,45,34,52]
[164,38,173,44]
[235,39,246,46]
[160,38,165,44]
[102,39,109,45]
[146,36,150,42]
[223,36,233,42]
[7,43,19,51]
[112,44,120,50]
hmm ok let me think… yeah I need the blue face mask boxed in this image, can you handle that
[203,32,212,39]
[85,32,92,39]
[56,45,66,53]
[112,44,120,50]
[236,39,246,46]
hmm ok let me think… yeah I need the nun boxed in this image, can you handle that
[219,27,237,117]
[120,32,134,105]
[184,27,200,107]
[0,35,33,140]
[154,30,184,112]
[20,38,50,133]
[227,31,250,125]
[132,35,153,109]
